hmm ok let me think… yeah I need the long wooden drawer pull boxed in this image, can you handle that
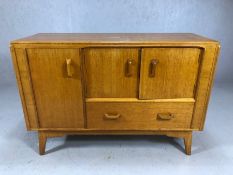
[149,59,158,77]
[157,113,174,120]
[104,113,121,120]
[125,59,135,77]
[66,58,73,77]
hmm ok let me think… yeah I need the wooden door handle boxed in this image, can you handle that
[104,113,121,120]
[157,113,174,120]
[66,58,73,77]
[125,59,135,77]
[149,59,158,77]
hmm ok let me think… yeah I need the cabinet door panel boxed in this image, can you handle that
[140,48,200,99]
[84,48,139,98]
[27,49,84,128]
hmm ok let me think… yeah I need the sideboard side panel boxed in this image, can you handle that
[11,47,30,130]
[191,44,220,130]
[13,47,39,129]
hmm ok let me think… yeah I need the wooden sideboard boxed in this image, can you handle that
[10,33,220,155]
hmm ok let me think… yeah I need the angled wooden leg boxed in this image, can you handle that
[184,132,192,155]
[165,131,193,155]
[38,132,47,155]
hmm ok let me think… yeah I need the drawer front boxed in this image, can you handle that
[84,48,139,98]
[87,102,194,130]
[140,48,201,99]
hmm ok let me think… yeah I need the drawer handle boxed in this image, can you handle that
[125,59,135,77]
[149,59,158,77]
[104,113,121,120]
[157,113,174,120]
[66,58,73,77]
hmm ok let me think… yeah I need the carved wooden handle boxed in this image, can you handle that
[66,59,73,77]
[149,59,158,77]
[126,59,134,77]
[157,113,174,120]
[104,113,121,120]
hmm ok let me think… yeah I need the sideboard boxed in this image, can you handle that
[10,33,220,155]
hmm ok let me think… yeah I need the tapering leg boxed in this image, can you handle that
[38,132,47,155]
[184,132,192,155]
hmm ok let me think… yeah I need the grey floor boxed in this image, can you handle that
[0,83,233,175]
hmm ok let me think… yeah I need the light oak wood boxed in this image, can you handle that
[10,33,220,155]
[13,48,39,129]
[86,102,194,129]
[84,48,139,98]
[38,132,47,155]
[38,130,192,155]
[191,45,220,129]
[26,48,85,128]
[140,48,201,99]
[86,98,195,103]
[66,58,74,77]
[10,47,31,130]
[11,33,217,44]
[184,132,192,155]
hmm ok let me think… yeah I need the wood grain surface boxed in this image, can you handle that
[86,102,194,130]
[84,48,139,98]
[11,33,217,44]
[26,48,84,128]
[140,48,201,99]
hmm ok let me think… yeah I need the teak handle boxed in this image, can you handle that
[104,113,121,120]
[157,113,174,120]
[66,58,73,77]
[149,59,158,77]
[126,59,134,77]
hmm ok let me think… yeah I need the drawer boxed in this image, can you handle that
[86,102,194,130]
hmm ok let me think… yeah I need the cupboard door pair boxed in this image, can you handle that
[27,49,84,128]
[85,48,201,99]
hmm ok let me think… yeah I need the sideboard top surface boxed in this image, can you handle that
[11,33,218,44]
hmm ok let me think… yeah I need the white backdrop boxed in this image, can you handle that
[0,0,232,86]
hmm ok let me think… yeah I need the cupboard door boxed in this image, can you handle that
[27,49,84,128]
[140,48,201,99]
[84,48,139,98]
